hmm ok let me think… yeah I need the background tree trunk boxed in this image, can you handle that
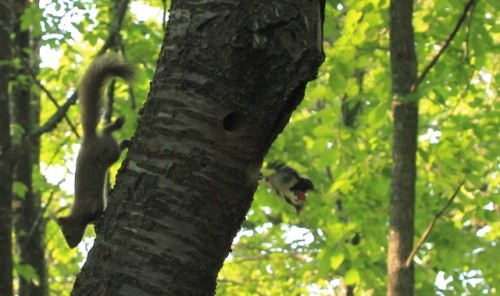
[387,0,418,295]
[11,1,47,295]
[0,0,14,295]
[71,0,324,295]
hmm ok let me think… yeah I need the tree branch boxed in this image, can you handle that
[98,0,130,56]
[404,179,466,267]
[20,58,80,138]
[416,0,477,89]
[30,93,78,139]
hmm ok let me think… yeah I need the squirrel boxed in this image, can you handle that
[57,54,135,248]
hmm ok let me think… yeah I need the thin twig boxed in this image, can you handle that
[416,0,477,90]
[405,179,466,267]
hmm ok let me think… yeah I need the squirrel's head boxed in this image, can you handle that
[56,217,87,248]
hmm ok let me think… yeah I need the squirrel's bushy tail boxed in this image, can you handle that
[79,54,135,136]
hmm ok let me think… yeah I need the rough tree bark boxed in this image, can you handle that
[11,0,47,294]
[0,0,14,295]
[387,0,418,295]
[72,1,324,295]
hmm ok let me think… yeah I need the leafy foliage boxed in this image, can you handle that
[217,0,499,295]
[13,0,164,293]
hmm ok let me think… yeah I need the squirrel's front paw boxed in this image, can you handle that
[119,139,130,151]
[113,116,125,128]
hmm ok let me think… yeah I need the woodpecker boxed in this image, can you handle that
[263,163,314,214]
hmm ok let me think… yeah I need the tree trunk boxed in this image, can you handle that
[0,0,14,294]
[387,0,418,295]
[12,1,47,295]
[71,0,324,295]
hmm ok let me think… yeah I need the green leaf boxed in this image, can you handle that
[318,250,332,276]
[346,78,360,97]
[330,253,345,270]
[329,178,352,194]
[11,123,25,145]
[20,3,43,36]
[312,125,333,138]
[308,84,331,100]
[14,262,40,283]
[13,182,28,199]
[344,10,363,33]
[344,268,360,285]
[273,134,285,151]
[329,71,346,96]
